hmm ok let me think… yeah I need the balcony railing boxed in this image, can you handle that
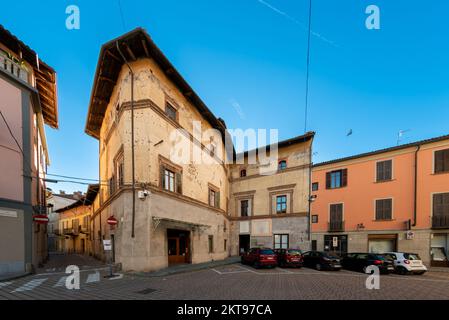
[432,215,449,229]
[63,227,79,236]
[0,52,29,83]
[328,220,345,232]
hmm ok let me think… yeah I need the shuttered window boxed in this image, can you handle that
[376,160,392,182]
[241,200,249,217]
[330,204,343,222]
[433,193,449,216]
[326,169,348,189]
[160,165,182,194]
[209,188,220,208]
[375,199,393,220]
[435,149,449,173]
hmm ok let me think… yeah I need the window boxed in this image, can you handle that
[165,102,177,121]
[241,200,249,217]
[240,169,247,177]
[435,149,449,173]
[312,182,319,191]
[164,169,175,192]
[376,160,392,182]
[326,169,347,189]
[274,234,289,249]
[209,188,220,208]
[311,240,317,251]
[278,160,287,170]
[312,215,318,223]
[433,193,449,217]
[115,151,124,188]
[160,159,182,194]
[276,195,287,214]
[208,235,214,253]
[224,239,227,251]
[375,199,393,220]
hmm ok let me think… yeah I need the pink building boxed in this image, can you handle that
[0,25,58,275]
[311,135,449,266]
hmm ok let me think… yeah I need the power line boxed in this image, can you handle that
[117,0,127,31]
[46,173,107,183]
[304,0,312,133]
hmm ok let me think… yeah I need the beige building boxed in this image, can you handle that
[84,28,314,272]
[0,25,58,275]
[54,185,98,255]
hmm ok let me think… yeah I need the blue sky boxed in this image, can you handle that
[1,0,448,193]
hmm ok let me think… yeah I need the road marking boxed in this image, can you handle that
[277,267,294,274]
[0,281,13,288]
[37,266,110,277]
[12,278,47,292]
[53,276,68,287]
[108,273,124,280]
[211,268,222,275]
[211,268,248,275]
[86,271,100,283]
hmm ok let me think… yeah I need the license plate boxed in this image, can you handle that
[388,266,394,270]
[333,264,341,268]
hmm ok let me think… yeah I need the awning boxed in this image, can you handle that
[151,216,210,232]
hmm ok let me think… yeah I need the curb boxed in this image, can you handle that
[0,272,32,283]
[129,257,240,278]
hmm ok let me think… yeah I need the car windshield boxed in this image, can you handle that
[371,254,386,260]
[260,249,274,255]
[404,253,421,260]
[382,254,395,260]
[287,249,302,256]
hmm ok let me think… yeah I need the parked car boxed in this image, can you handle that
[341,253,395,274]
[241,248,278,268]
[302,251,341,271]
[275,249,303,268]
[383,252,427,275]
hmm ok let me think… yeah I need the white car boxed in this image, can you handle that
[384,252,427,275]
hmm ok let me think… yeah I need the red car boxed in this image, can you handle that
[275,249,303,268]
[241,248,278,268]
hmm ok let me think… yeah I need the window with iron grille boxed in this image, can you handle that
[376,160,392,182]
[375,199,393,220]
[435,149,449,173]
[276,195,287,214]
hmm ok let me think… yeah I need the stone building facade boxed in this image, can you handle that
[84,28,314,272]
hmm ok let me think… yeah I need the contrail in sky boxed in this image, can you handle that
[256,0,338,47]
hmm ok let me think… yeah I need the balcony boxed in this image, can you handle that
[328,220,345,232]
[80,226,90,234]
[0,51,30,84]
[432,216,449,229]
[63,227,79,236]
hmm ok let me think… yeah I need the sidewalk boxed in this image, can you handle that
[429,267,449,273]
[0,271,31,282]
[131,256,241,277]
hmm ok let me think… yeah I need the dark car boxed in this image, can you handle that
[341,253,395,274]
[241,248,278,268]
[275,249,303,268]
[302,251,341,271]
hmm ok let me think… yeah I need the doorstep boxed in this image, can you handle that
[130,256,241,277]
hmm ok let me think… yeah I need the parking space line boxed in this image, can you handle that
[53,276,68,287]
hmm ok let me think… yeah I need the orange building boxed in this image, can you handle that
[311,135,449,266]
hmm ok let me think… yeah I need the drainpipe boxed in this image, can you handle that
[307,144,313,242]
[412,145,420,227]
[116,41,136,238]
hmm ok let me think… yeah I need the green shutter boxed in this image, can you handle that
[176,172,182,194]
[215,191,220,208]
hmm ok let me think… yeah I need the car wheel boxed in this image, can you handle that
[397,267,408,275]
[316,263,322,271]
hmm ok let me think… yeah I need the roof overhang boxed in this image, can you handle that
[85,27,226,141]
[0,24,58,128]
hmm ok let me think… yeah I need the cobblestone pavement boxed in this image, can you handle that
[2,257,449,300]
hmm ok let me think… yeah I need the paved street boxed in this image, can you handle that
[1,254,449,300]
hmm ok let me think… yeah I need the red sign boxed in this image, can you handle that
[33,215,49,224]
[107,216,118,225]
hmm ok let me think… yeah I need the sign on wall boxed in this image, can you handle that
[103,240,112,251]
